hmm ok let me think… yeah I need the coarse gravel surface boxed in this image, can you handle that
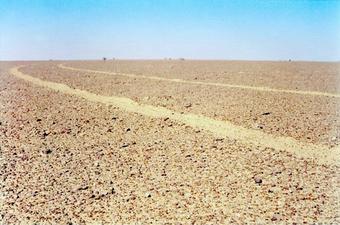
[21,61,340,147]
[1,61,339,224]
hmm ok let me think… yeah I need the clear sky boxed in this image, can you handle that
[0,0,339,61]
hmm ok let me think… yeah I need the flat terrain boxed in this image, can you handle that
[1,60,339,224]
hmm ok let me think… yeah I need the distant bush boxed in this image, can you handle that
[103,57,107,61]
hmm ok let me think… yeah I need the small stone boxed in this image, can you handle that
[111,188,115,194]
[126,128,131,132]
[261,112,271,116]
[254,177,262,184]
[77,186,89,191]
[42,131,49,138]
[271,214,281,221]
[45,149,52,154]
[61,128,71,134]
[184,103,192,108]
[36,118,42,122]
[120,143,129,148]
[253,123,264,130]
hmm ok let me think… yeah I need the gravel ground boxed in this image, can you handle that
[1,61,339,224]
[66,60,340,93]
[21,62,340,147]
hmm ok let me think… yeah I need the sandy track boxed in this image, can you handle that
[59,64,340,98]
[11,66,339,166]
[24,63,339,147]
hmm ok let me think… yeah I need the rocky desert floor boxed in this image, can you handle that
[1,60,339,224]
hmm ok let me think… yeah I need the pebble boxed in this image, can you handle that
[120,143,129,148]
[77,186,89,191]
[253,123,264,130]
[111,188,115,194]
[45,149,52,154]
[271,215,278,221]
[254,176,262,184]
[184,103,192,108]
[42,131,49,138]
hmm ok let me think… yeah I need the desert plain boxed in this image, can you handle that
[1,60,339,224]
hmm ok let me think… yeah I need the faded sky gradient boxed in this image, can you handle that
[0,0,339,61]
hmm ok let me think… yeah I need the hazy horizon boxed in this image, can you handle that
[1,58,340,63]
[1,0,339,61]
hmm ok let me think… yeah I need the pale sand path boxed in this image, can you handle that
[59,64,340,98]
[11,66,340,166]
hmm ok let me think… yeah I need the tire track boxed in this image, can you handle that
[59,64,340,98]
[11,66,339,166]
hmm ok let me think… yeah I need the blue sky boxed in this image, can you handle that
[0,0,339,61]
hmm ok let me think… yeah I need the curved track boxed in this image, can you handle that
[59,64,340,98]
[11,66,340,166]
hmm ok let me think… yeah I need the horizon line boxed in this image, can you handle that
[1,58,340,63]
